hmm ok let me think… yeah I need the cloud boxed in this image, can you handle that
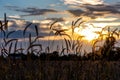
[8,15,21,19]
[20,8,57,16]
[6,19,56,38]
[94,17,118,21]
[66,3,120,19]
[5,6,58,16]
[5,5,19,10]
[45,18,65,22]
[7,15,25,20]
[8,20,33,31]
[49,4,57,7]
[67,9,105,19]
[67,9,84,16]
[90,22,120,28]
[62,0,104,5]
[85,4,120,14]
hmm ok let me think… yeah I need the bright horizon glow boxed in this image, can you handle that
[74,24,101,41]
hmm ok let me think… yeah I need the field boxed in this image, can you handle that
[0,58,120,80]
[0,13,120,80]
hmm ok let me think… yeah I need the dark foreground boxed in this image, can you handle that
[0,59,120,80]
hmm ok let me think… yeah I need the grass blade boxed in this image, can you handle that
[14,40,18,53]
[5,39,18,46]
[64,38,69,53]
[8,43,13,54]
[23,23,32,36]
[34,25,39,36]
[50,21,57,29]
[29,33,32,46]
[74,18,82,26]
[6,31,15,38]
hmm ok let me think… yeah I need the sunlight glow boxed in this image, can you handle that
[63,0,103,5]
[94,17,118,21]
[74,24,100,41]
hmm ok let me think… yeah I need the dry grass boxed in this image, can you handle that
[0,59,120,80]
[0,13,120,79]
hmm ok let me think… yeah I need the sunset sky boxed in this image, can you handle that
[0,0,120,40]
[0,0,120,54]
[0,0,120,21]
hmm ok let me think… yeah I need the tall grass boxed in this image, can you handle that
[0,13,120,61]
[50,18,84,56]
[0,13,120,80]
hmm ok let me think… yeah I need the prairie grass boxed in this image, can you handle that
[0,13,120,79]
[0,59,120,80]
[0,13,120,60]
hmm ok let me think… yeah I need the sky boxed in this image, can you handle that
[0,0,120,38]
[0,0,120,53]
[0,0,120,20]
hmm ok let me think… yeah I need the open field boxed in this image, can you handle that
[0,14,120,80]
[0,0,120,79]
[0,59,120,80]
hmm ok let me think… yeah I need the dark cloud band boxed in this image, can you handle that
[5,5,58,16]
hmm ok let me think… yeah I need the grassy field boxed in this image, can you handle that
[0,59,120,80]
[0,13,120,80]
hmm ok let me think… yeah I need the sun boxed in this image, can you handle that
[79,29,98,41]
[74,25,99,41]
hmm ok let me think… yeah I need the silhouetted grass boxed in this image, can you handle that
[0,58,120,80]
[0,13,120,59]
[0,13,120,80]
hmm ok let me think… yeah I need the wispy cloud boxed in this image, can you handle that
[94,17,118,21]
[85,4,120,14]
[20,8,57,16]
[8,20,28,31]
[5,5,19,10]
[90,22,120,28]
[7,15,25,20]
[62,0,104,5]
[67,9,105,19]
[66,3,120,19]
[45,18,65,22]
[5,5,58,16]
[8,15,21,19]
[6,19,58,38]
[67,9,84,16]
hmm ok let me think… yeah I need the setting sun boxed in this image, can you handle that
[74,25,100,41]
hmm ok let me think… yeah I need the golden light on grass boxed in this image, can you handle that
[74,23,104,41]
[74,28,98,41]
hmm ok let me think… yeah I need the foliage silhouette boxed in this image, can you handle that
[0,14,120,61]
